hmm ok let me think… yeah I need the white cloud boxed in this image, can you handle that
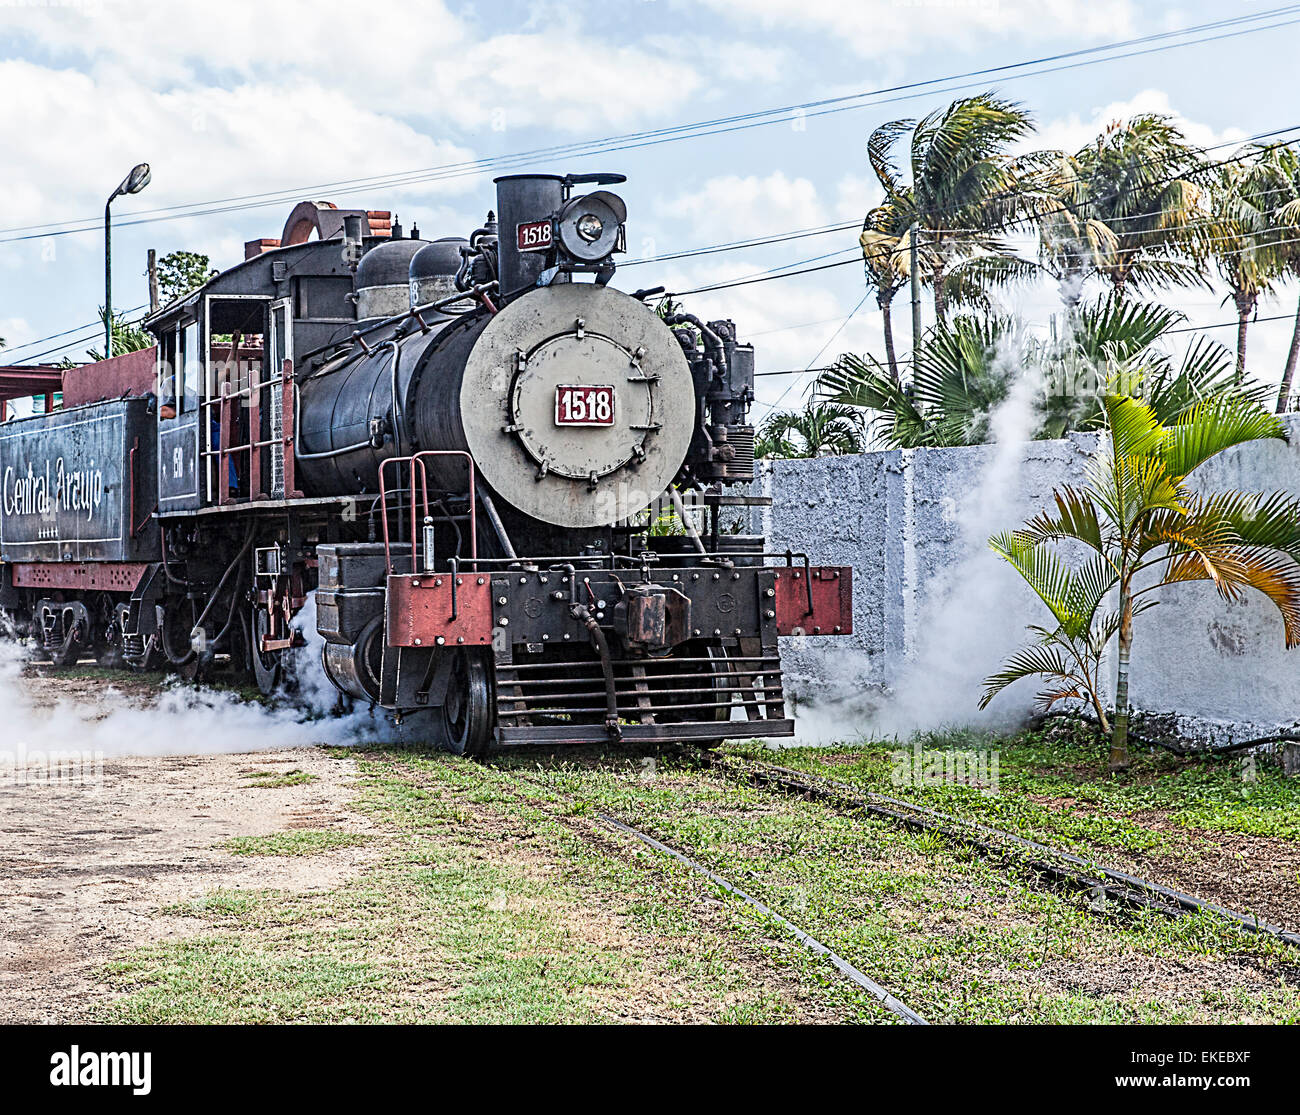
[0,59,478,240]
[833,174,881,221]
[699,0,1137,58]
[1028,89,1249,156]
[654,171,827,244]
[0,317,34,350]
[710,41,791,83]
[0,1,702,132]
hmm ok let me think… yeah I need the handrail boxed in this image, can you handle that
[378,450,478,574]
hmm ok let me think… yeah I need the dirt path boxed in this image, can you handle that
[2,669,846,1024]
[0,666,377,1022]
[0,744,375,1023]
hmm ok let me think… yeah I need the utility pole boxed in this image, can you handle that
[104,199,113,357]
[147,249,160,313]
[909,221,921,376]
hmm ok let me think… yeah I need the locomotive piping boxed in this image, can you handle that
[664,312,728,377]
[668,487,707,555]
[163,523,257,666]
[570,601,621,740]
[476,487,516,559]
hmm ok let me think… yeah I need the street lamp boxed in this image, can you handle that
[104,162,151,358]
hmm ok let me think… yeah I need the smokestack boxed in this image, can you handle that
[494,173,566,299]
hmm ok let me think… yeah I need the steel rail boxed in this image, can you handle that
[595,811,927,1025]
[708,755,1300,949]
[388,754,925,1022]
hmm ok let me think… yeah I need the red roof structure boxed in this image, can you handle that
[0,363,64,420]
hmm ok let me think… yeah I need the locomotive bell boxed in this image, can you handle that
[458,283,694,529]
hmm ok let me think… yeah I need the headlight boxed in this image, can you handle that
[556,190,626,262]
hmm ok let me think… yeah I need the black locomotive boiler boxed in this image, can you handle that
[0,172,852,755]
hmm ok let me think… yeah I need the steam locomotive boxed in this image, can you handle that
[0,172,851,755]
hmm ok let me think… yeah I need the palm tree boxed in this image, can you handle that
[820,315,1021,448]
[981,392,1300,770]
[1208,145,1291,381]
[1034,296,1247,435]
[859,198,913,381]
[1035,152,1120,310]
[866,93,1043,324]
[818,296,1241,448]
[1069,115,1208,299]
[86,307,152,362]
[757,401,865,459]
[1269,144,1300,412]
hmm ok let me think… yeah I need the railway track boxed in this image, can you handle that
[469,760,927,1024]
[596,811,927,1024]
[699,752,1300,950]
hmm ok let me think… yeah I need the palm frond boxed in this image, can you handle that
[1164,545,1300,647]
[979,640,1087,710]
[1160,396,1288,479]
[868,119,914,199]
[988,534,1115,639]
[1014,486,1108,554]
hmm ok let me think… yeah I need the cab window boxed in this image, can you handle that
[182,319,200,412]
[158,327,179,412]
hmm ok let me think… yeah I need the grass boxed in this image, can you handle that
[100,760,849,1024]
[30,664,169,686]
[98,732,1300,1025]
[730,721,1300,853]
[469,745,1300,1024]
[239,768,318,789]
[223,831,370,857]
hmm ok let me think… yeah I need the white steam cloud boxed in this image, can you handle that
[0,593,386,762]
[778,328,1055,745]
[874,341,1045,735]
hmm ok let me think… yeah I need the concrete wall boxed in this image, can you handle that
[760,416,1300,742]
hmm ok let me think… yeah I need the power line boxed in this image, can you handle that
[753,295,874,418]
[3,8,1298,244]
[631,121,1300,278]
[751,310,1300,378]
[7,308,150,364]
[1166,311,1297,334]
[12,115,1300,367]
[622,221,860,266]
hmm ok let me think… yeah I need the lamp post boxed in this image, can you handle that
[104,162,151,359]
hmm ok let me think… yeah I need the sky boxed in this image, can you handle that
[1,0,1299,423]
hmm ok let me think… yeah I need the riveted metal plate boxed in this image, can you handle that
[772,566,853,636]
[386,573,494,647]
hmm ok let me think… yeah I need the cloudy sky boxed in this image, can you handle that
[2,0,1298,420]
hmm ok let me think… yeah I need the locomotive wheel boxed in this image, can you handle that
[95,625,125,669]
[115,603,161,671]
[656,645,730,749]
[48,625,88,669]
[436,651,494,759]
[252,607,283,696]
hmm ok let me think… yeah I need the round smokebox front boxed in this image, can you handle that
[460,284,694,529]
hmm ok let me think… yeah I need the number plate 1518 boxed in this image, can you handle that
[554,384,615,426]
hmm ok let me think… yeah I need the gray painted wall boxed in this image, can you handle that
[759,416,1300,742]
